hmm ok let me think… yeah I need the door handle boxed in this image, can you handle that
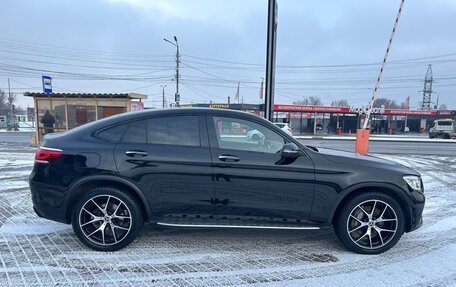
[218,155,240,162]
[125,150,148,157]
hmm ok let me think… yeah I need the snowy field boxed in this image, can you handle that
[0,142,455,286]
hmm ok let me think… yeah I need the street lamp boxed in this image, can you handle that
[164,36,180,106]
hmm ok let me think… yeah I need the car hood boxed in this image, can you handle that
[315,147,419,175]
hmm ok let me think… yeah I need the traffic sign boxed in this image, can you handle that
[42,75,52,94]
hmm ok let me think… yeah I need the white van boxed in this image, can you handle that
[429,119,456,139]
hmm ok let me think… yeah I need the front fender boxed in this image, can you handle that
[326,181,413,224]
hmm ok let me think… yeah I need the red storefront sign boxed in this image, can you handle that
[383,109,436,116]
[273,104,350,113]
[273,104,454,116]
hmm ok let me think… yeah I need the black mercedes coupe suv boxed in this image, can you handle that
[29,108,425,254]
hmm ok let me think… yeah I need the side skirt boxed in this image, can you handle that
[157,222,320,230]
[155,214,323,230]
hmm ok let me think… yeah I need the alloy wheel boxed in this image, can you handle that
[346,199,398,250]
[78,195,132,246]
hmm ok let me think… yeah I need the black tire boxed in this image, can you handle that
[429,134,434,139]
[335,192,405,254]
[71,186,144,251]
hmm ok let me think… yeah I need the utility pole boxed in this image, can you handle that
[8,78,12,115]
[164,36,180,107]
[228,96,231,105]
[421,64,433,110]
[264,0,278,121]
[160,84,167,108]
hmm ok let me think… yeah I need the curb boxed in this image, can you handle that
[294,136,456,143]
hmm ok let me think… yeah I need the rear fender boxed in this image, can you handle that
[65,175,152,222]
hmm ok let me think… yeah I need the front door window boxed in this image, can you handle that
[213,116,285,153]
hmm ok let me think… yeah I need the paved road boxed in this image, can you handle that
[298,139,456,155]
[0,132,34,144]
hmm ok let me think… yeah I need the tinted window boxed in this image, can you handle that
[148,116,200,146]
[122,120,147,143]
[96,123,128,142]
[437,121,452,126]
[213,116,285,154]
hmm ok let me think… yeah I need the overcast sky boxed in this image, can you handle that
[1,0,456,109]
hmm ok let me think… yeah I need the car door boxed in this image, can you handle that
[207,115,316,222]
[114,115,214,219]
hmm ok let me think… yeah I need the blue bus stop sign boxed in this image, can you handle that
[42,75,52,94]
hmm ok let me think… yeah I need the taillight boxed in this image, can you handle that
[35,147,64,164]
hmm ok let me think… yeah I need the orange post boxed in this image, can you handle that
[355,129,370,154]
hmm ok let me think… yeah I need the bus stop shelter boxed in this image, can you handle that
[24,92,147,144]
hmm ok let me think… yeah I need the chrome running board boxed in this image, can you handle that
[156,222,320,230]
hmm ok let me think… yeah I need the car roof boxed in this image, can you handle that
[67,108,268,135]
[119,108,261,120]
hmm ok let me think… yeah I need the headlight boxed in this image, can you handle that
[403,175,422,192]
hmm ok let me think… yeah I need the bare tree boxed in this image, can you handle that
[373,97,403,109]
[438,104,448,110]
[331,99,349,107]
[293,96,322,106]
[0,89,7,109]
[0,88,19,114]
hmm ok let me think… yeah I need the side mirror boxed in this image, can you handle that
[281,143,300,158]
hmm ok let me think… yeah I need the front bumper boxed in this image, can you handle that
[408,202,424,232]
[404,183,425,232]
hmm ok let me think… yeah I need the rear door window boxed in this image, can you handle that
[122,120,147,144]
[96,123,129,142]
[147,116,200,146]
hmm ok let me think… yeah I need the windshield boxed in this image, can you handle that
[437,121,453,126]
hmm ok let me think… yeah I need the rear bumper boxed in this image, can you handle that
[30,180,69,224]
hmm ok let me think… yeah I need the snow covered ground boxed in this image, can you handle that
[0,143,455,286]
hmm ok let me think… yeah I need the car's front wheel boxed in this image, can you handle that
[71,186,144,251]
[335,192,405,254]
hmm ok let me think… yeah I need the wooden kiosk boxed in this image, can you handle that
[23,92,147,144]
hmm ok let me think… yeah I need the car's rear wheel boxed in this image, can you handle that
[335,192,405,254]
[71,186,144,251]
